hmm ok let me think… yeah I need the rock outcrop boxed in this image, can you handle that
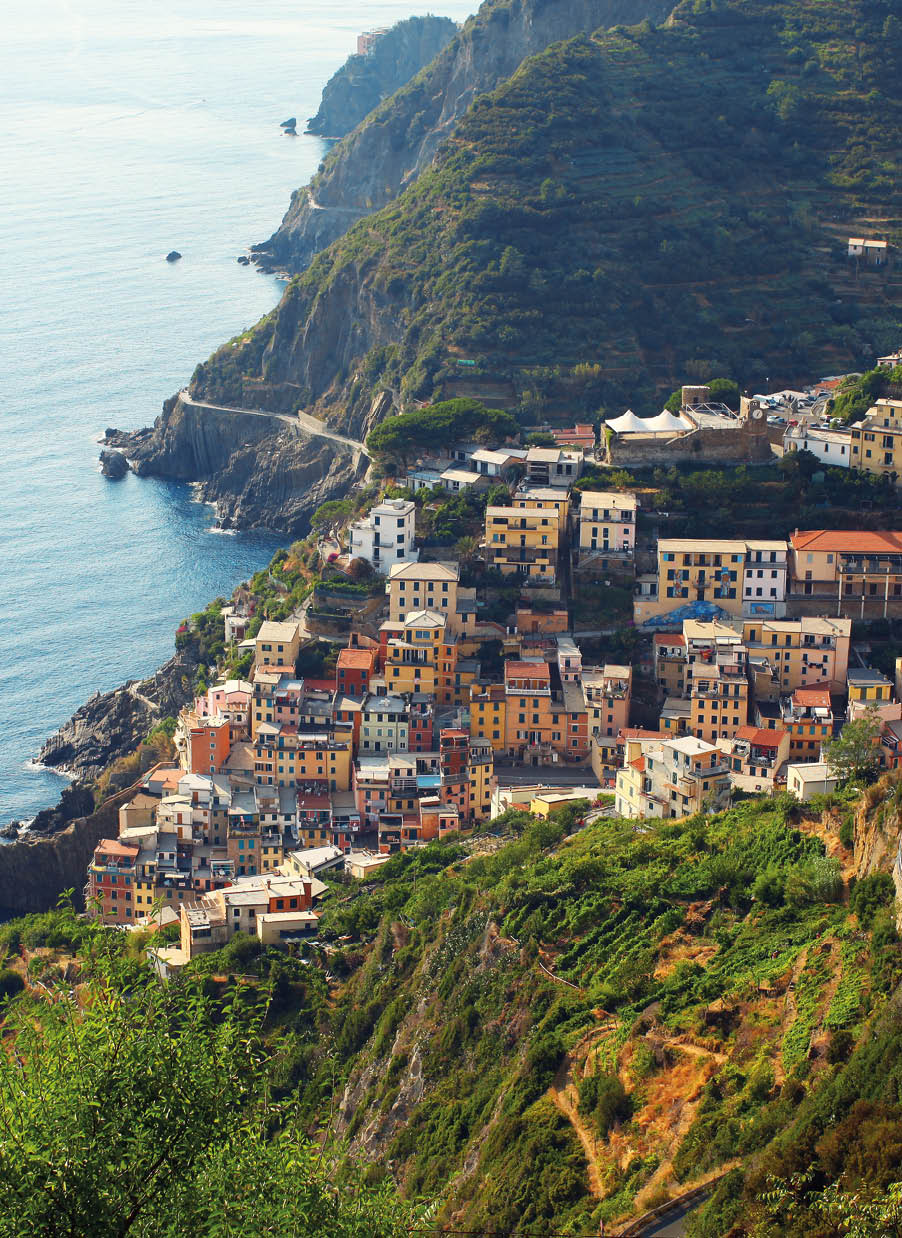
[99,448,128,479]
[306,16,458,140]
[254,0,674,273]
[106,393,370,535]
[0,783,140,919]
[38,650,197,783]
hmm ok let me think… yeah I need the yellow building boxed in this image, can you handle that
[513,487,571,544]
[469,683,507,752]
[576,490,637,559]
[253,726,352,790]
[689,651,749,744]
[254,620,301,673]
[386,561,461,626]
[383,611,477,706]
[636,539,747,621]
[849,399,902,479]
[484,506,560,583]
[741,616,851,693]
[468,739,495,821]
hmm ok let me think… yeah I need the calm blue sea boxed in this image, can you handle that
[0,0,475,824]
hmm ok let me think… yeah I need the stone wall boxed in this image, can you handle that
[607,417,772,468]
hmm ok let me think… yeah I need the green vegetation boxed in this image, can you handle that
[830,363,902,425]
[0,913,413,1238]
[196,0,902,428]
[823,711,883,783]
[4,785,902,1232]
[366,398,517,464]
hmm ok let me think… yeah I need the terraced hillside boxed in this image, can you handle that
[194,0,902,430]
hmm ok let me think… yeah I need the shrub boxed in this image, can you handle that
[578,1071,631,1138]
[0,969,23,1002]
[852,872,896,930]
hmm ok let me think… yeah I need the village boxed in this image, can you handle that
[85,360,902,971]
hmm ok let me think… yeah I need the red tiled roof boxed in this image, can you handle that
[793,688,832,707]
[629,756,646,772]
[620,728,667,740]
[654,633,686,646]
[792,530,902,554]
[337,649,375,669]
[505,660,551,680]
[735,725,785,747]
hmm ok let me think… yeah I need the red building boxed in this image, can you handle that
[87,839,140,925]
[337,647,377,696]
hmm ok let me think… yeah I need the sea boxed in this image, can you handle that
[0,0,476,826]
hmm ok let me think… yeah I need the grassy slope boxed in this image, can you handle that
[196,0,902,422]
[266,789,899,1231]
[4,786,901,1231]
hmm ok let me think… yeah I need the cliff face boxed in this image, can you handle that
[255,0,675,272]
[0,785,138,920]
[108,394,370,534]
[38,650,198,783]
[306,16,459,139]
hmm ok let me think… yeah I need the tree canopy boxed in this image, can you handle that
[0,919,413,1238]
[366,399,517,462]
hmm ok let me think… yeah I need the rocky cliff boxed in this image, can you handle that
[254,0,675,273]
[0,784,140,920]
[38,650,197,784]
[306,16,459,139]
[107,393,370,534]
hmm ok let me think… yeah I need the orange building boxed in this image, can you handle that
[186,715,232,775]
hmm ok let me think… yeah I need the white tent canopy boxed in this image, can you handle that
[644,409,688,433]
[605,409,648,433]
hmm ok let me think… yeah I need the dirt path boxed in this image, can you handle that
[549,1056,605,1199]
[774,945,810,1085]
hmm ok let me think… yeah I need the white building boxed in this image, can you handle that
[786,761,840,801]
[742,541,789,617]
[783,425,852,469]
[349,498,418,571]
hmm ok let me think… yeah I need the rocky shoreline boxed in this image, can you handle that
[102,392,370,536]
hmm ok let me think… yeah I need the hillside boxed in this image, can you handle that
[4,786,902,1232]
[255,0,675,273]
[305,17,459,140]
[196,0,902,438]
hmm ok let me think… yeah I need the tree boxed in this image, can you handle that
[347,557,375,582]
[311,499,353,536]
[823,712,882,783]
[0,917,414,1237]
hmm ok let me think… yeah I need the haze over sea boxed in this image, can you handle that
[0,0,475,825]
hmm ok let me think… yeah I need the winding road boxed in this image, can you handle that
[176,389,371,458]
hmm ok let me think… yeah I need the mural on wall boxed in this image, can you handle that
[637,600,734,630]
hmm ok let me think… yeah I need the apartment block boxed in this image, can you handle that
[849,399,902,479]
[790,530,902,615]
[582,664,631,738]
[386,561,460,626]
[484,506,560,584]
[349,498,418,570]
[635,539,789,624]
[741,616,851,693]
[576,490,637,561]
[254,620,301,674]
[615,735,729,820]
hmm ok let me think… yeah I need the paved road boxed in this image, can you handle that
[177,389,370,457]
[494,765,599,788]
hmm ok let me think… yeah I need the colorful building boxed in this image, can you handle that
[484,506,560,583]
